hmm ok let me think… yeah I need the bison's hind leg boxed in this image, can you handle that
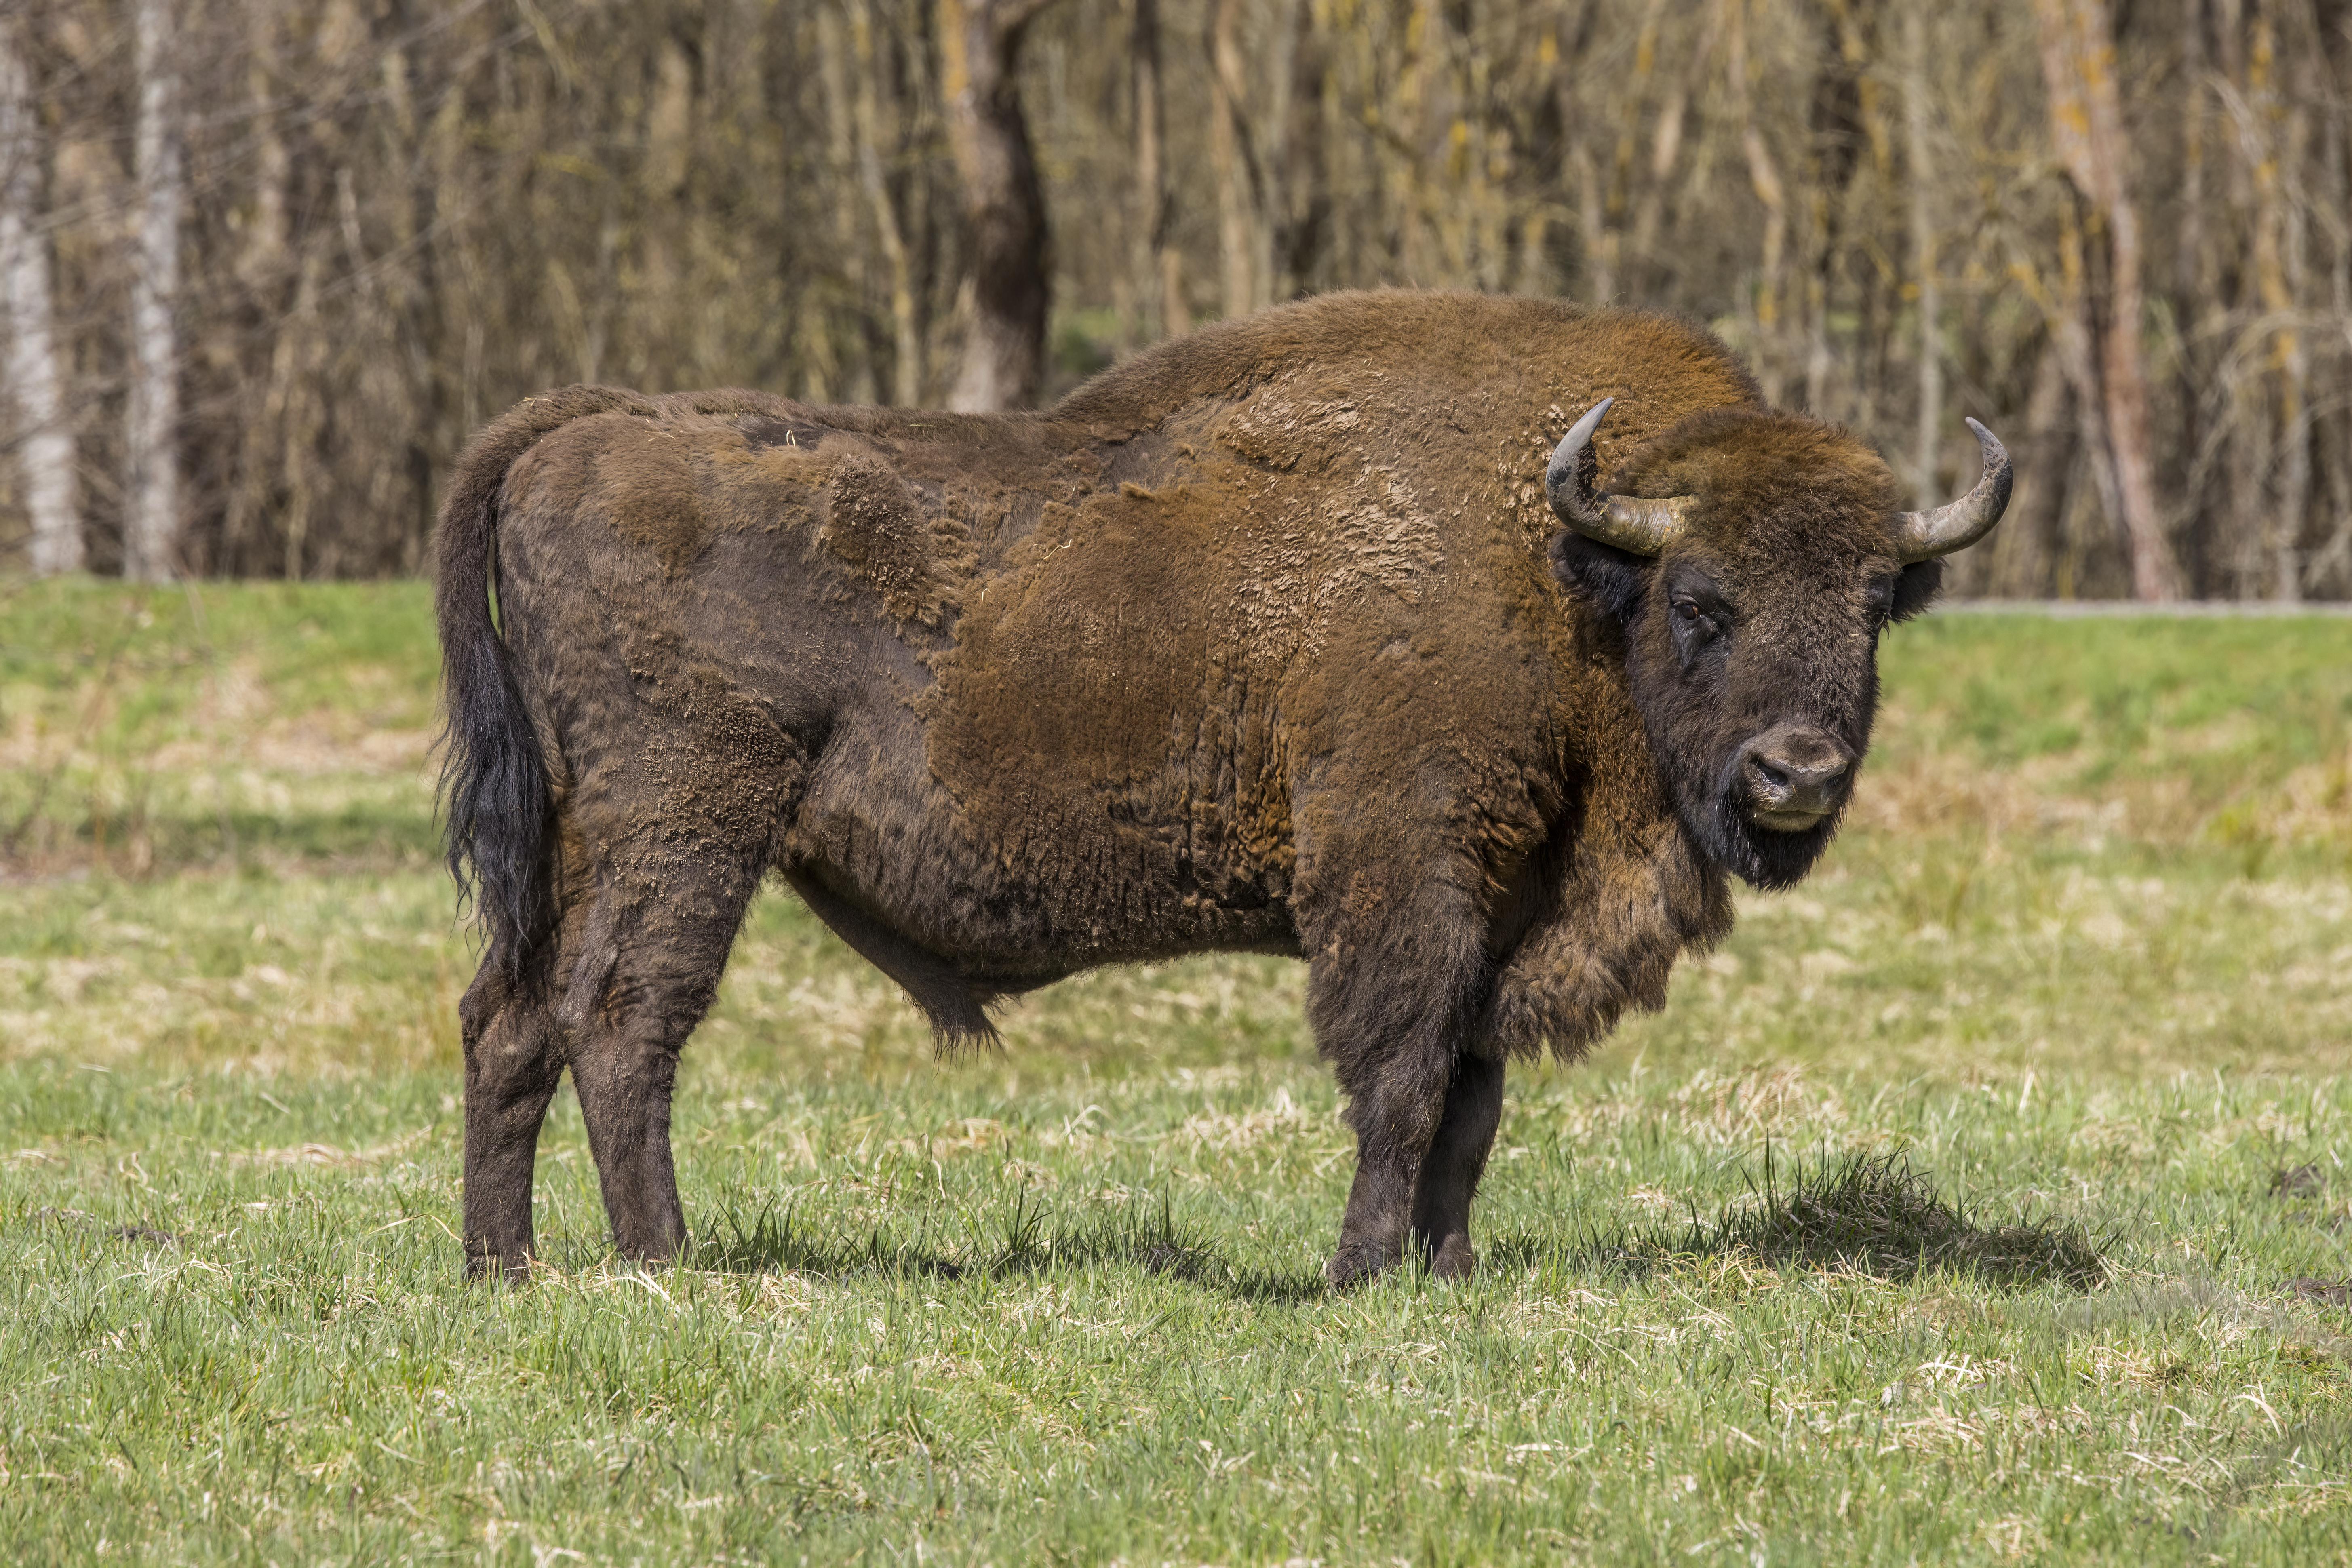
[460,948,571,1283]
[462,828,765,1279]
[560,833,771,1269]
[471,693,803,1276]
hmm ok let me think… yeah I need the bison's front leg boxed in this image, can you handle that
[1409,1051,1505,1280]
[1326,1066,1450,1288]
[1307,865,1490,1290]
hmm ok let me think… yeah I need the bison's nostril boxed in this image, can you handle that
[1741,728,1855,822]
[1790,754,1849,788]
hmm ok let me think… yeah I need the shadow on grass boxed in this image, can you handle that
[590,1149,2104,1301]
[1496,1146,2109,1292]
[682,1191,1328,1304]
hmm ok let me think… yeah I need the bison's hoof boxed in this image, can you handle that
[1324,1241,1400,1291]
[463,1244,537,1286]
[1430,1235,1477,1281]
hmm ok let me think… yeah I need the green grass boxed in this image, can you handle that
[5,583,2352,1564]
[1868,613,2352,860]
[0,577,440,870]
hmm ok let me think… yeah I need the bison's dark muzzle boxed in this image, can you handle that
[1737,724,1854,831]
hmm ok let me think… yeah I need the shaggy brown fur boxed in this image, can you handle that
[439,289,1948,1288]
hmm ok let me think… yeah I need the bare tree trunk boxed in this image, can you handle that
[125,0,183,582]
[2309,21,2352,596]
[391,0,443,575]
[1801,3,1863,414]
[940,0,1063,412]
[1726,0,1788,401]
[2033,0,2183,600]
[1628,0,1724,292]
[1573,141,1610,306]
[1131,0,1187,339]
[1903,2,1941,506]
[0,16,79,575]
[1269,0,1326,300]
[2178,0,2210,305]
[1384,0,1441,284]
[1208,0,1259,316]
[1985,340,2078,596]
[278,255,325,582]
[811,2,869,404]
[2172,0,2217,584]
[851,0,922,406]
[2248,4,2306,600]
[1593,0,1669,305]
[219,2,290,576]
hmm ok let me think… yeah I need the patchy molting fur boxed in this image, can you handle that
[438,289,1939,1289]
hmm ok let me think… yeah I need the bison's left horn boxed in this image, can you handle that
[1545,397,1695,557]
[1895,418,2013,562]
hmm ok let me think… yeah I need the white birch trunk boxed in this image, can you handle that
[125,0,183,582]
[0,19,79,575]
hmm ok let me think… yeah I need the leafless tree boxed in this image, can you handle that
[123,0,184,582]
[942,0,1066,411]
[5,0,2352,599]
[0,13,76,575]
[2033,0,2183,601]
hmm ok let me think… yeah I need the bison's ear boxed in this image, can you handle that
[1550,529,1650,625]
[1890,558,1944,623]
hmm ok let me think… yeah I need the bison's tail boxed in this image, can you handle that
[436,386,644,989]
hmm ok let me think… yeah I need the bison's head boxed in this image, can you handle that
[1546,401,2009,890]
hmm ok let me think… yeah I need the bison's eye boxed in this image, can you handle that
[1671,597,1718,639]
[1668,594,1722,668]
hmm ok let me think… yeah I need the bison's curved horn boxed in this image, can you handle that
[1545,397,1694,556]
[1895,418,2013,562]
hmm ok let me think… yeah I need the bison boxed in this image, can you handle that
[438,289,2008,1286]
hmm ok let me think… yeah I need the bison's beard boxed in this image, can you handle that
[1662,747,1847,892]
[1704,784,1844,891]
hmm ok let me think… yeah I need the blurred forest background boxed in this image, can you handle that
[3,0,2351,599]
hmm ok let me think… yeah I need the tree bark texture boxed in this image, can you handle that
[941,0,1061,412]
[1902,2,1940,509]
[125,0,183,582]
[1269,0,1326,298]
[13,0,2352,596]
[851,0,923,407]
[2032,0,2183,601]
[1209,0,1261,316]
[0,15,79,575]
[1130,0,1188,338]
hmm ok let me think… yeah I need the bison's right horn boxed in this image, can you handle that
[1545,397,1695,556]
[1894,418,2013,562]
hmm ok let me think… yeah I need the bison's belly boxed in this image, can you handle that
[784,706,1297,974]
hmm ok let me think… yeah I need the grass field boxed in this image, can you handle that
[6,577,2352,1565]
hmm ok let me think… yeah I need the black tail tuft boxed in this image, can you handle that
[436,386,645,989]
